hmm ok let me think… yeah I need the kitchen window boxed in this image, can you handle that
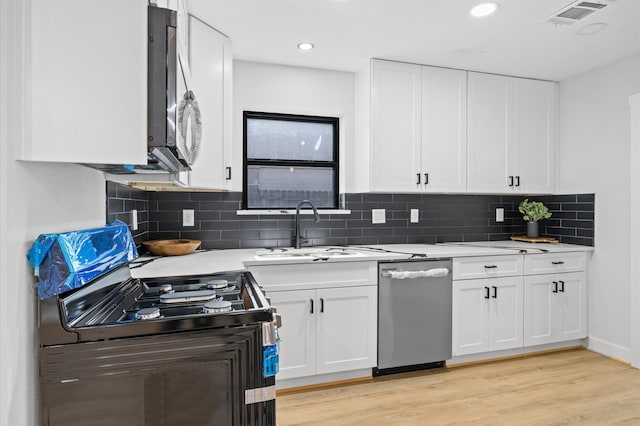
[243,111,339,209]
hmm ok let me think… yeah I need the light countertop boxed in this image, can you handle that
[129,242,593,279]
[438,241,595,253]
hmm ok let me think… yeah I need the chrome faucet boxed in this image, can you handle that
[295,200,320,249]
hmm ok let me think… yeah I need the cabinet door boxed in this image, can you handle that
[186,16,232,189]
[513,78,556,193]
[268,290,316,380]
[487,277,523,351]
[555,272,587,341]
[371,60,422,192]
[524,275,554,346]
[453,281,488,355]
[316,286,377,374]
[467,72,512,193]
[524,273,586,346]
[23,0,147,164]
[421,66,467,192]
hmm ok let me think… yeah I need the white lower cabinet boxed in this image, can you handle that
[267,290,316,379]
[247,262,378,381]
[524,271,587,346]
[268,286,377,380]
[316,286,377,374]
[452,251,589,359]
[453,276,523,356]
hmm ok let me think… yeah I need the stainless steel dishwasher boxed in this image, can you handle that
[375,259,452,375]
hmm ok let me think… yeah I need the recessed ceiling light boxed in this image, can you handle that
[470,2,499,17]
[297,42,315,51]
[576,22,607,36]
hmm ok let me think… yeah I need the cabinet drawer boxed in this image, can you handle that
[452,255,523,280]
[247,262,378,291]
[524,252,587,275]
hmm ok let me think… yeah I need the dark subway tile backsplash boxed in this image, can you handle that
[105,182,150,247]
[106,181,595,249]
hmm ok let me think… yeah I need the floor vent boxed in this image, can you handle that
[547,1,608,25]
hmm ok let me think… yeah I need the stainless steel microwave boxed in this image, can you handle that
[85,5,190,174]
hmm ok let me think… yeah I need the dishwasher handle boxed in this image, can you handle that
[381,268,450,279]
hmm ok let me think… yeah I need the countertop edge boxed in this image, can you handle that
[130,242,594,279]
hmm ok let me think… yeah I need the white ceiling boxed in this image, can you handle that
[187,0,640,81]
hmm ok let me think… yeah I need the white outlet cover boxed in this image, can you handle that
[131,209,138,231]
[410,209,419,223]
[372,209,386,224]
[183,209,195,227]
[496,207,505,222]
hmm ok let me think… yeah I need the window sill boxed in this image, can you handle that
[236,209,351,216]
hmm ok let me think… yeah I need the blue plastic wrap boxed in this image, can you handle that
[27,220,138,299]
[262,344,279,378]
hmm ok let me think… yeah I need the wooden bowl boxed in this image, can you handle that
[142,239,201,256]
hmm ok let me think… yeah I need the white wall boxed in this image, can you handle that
[232,61,355,193]
[630,93,640,368]
[557,53,640,362]
[0,1,107,425]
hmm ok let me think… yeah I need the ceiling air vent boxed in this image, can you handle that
[547,1,608,25]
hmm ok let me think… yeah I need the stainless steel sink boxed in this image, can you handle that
[253,248,364,260]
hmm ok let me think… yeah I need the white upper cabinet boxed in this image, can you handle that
[371,60,422,192]
[467,72,556,194]
[514,78,557,193]
[369,60,467,193]
[183,15,232,189]
[466,73,510,193]
[420,66,468,192]
[20,0,147,165]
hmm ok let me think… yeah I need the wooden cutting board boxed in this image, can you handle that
[510,236,559,243]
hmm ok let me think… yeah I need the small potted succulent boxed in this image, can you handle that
[518,199,552,238]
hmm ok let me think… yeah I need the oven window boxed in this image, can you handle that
[243,111,339,209]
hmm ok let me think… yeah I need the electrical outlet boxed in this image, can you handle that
[183,209,195,227]
[372,209,386,224]
[496,208,505,223]
[410,209,419,223]
[131,209,138,231]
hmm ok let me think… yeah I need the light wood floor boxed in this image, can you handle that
[276,349,640,425]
